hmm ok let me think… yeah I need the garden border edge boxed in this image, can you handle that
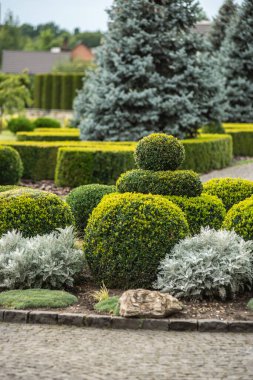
[1,309,253,332]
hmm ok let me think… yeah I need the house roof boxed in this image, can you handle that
[2,50,71,74]
[195,21,212,35]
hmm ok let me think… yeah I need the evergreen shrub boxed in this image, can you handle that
[0,146,23,185]
[166,194,226,235]
[7,117,34,134]
[134,134,185,171]
[223,197,253,240]
[17,131,80,142]
[0,188,74,237]
[117,169,203,197]
[155,228,253,300]
[0,185,24,193]
[202,121,225,134]
[33,117,61,129]
[66,184,116,234]
[224,128,253,156]
[203,178,253,211]
[84,193,189,288]
[55,147,135,187]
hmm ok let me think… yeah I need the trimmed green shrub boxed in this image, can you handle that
[0,289,78,309]
[61,75,73,110]
[225,129,253,156]
[7,117,34,134]
[55,147,135,187]
[33,117,61,129]
[51,74,62,110]
[0,185,24,192]
[223,197,253,240]
[33,74,43,109]
[66,184,116,234]
[41,74,52,110]
[117,169,203,197]
[135,133,185,171]
[166,194,226,235]
[84,192,189,288]
[0,146,23,185]
[17,131,80,142]
[202,121,225,134]
[155,228,253,300]
[203,178,253,211]
[0,188,74,237]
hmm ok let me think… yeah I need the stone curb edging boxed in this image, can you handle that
[1,310,253,332]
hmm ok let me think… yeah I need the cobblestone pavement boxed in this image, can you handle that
[1,324,253,380]
[201,162,253,182]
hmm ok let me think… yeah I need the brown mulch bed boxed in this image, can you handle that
[48,283,253,321]
[20,180,71,197]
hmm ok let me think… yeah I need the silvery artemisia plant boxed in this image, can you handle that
[73,0,225,141]
[155,228,253,300]
[0,227,84,290]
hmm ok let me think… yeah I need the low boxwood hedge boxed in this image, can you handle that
[17,131,80,142]
[224,124,253,156]
[0,134,232,181]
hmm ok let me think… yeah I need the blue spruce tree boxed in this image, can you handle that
[222,0,253,122]
[74,0,224,141]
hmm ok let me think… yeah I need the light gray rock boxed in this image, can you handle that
[119,289,183,318]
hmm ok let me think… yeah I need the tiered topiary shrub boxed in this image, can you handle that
[223,197,253,240]
[203,178,253,211]
[66,184,116,235]
[0,146,23,185]
[84,192,189,288]
[0,188,74,237]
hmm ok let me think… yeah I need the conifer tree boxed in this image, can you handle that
[222,0,253,122]
[209,0,238,51]
[74,0,224,141]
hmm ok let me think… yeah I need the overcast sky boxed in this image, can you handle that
[2,0,243,32]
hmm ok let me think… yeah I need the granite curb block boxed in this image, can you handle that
[0,309,253,332]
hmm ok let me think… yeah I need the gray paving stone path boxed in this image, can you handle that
[201,162,253,182]
[1,323,253,380]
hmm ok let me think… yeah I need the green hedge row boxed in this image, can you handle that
[0,135,232,182]
[17,131,80,142]
[225,128,253,156]
[34,74,84,110]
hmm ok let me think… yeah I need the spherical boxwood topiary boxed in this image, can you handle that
[116,169,203,197]
[33,117,61,129]
[84,192,190,288]
[223,197,253,240]
[0,188,74,237]
[134,133,185,171]
[66,184,116,235]
[203,178,253,211]
[7,117,34,134]
[0,146,23,185]
[167,194,226,235]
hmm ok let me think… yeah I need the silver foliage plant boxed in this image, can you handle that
[0,227,84,290]
[155,228,253,300]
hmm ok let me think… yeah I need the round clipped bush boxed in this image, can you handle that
[203,178,253,211]
[116,169,203,197]
[0,146,23,185]
[33,117,61,129]
[223,197,253,240]
[134,133,185,171]
[167,194,226,235]
[7,117,34,134]
[66,184,116,234]
[0,188,74,237]
[84,192,189,288]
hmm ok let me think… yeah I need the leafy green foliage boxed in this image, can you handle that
[247,298,253,311]
[17,131,80,142]
[0,289,78,309]
[224,127,253,156]
[0,185,23,193]
[203,178,253,211]
[117,169,203,197]
[0,227,84,290]
[52,59,95,73]
[33,117,61,129]
[0,146,23,185]
[84,192,189,288]
[155,228,253,300]
[202,121,225,134]
[167,194,226,235]
[94,296,120,316]
[134,134,185,171]
[66,184,116,235]
[0,188,74,237]
[8,117,34,134]
[223,197,253,240]
[74,0,224,141]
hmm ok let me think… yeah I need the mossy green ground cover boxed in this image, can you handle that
[0,289,77,309]
[94,296,120,315]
